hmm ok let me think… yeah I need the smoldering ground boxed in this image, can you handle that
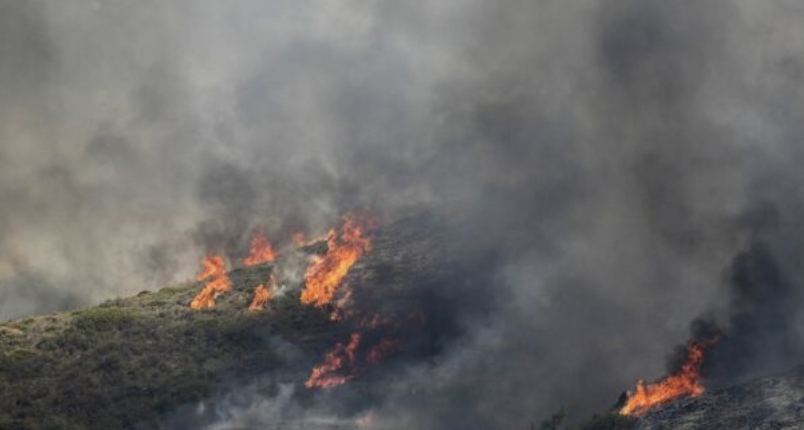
[1,0,804,428]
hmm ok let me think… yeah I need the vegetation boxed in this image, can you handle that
[0,265,338,430]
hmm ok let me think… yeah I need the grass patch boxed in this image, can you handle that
[72,307,142,332]
[0,348,36,369]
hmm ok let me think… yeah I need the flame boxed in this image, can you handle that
[366,338,400,365]
[243,232,278,266]
[301,216,372,307]
[305,333,362,389]
[293,230,334,248]
[620,341,713,416]
[190,255,232,310]
[248,274,276,312]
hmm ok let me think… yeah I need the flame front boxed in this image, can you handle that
[620,341,711,416]
[243,232,278,266]
[301,216,372,307]
[248,274,276,312]
[190,255,233,310]
[305,333,362,389]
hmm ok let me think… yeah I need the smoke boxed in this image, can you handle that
[2,0,804,428]
[674,204,804,388]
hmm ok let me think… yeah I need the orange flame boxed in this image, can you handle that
[190,255,233,310]
[305,333,362,389]
[243,232,278,266]
[248,274,276,312]
[620,341,713,416]
[293,230,334,248]
[301,216,372,307]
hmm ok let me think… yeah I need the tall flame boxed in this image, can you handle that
[620,341,712,416]
[190,255,232,310]
[248,274,276,312]
[243,232,278,266]
[301,216,372,307]
[305,333,361,389]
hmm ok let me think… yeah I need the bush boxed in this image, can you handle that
[72,307,141,332]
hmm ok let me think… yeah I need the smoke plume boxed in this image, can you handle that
[1,0,804,428]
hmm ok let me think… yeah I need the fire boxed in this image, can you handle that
[248,274,277,312]
[301,216,373,307]
[293,230,334,248]
[620,341,712,416]
[305,333,362,389]
[243,232,278,266]
[190,255,233,310]
[366,338,400,365]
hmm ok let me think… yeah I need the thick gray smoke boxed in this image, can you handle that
[1,0,804,428]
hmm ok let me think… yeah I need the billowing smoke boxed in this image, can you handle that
[672,203,804,388]
[1,0,804,428]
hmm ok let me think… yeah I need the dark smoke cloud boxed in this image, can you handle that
[1,0,803,428]
[676,204,804,388]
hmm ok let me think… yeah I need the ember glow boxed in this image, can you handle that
[248,274,276,312]
[305,333,362,389]
[190,255,233,310]
[301,216,373,307]
[366,338,401,365]
[620,341,713,416]
[243,232,278,266]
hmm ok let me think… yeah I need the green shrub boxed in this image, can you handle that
[4,349,35,362]
[72,307,141,332]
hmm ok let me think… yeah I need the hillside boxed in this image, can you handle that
[6,210,801,430]
[0,212,456,430]
[0,267,332,429]
[635,365,804,430]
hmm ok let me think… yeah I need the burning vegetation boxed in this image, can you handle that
[0,208,736,430]
[186,214,399,391]
[620,340,714,416]
[243,232,278,266]
[306,333,362,388]
[301,215,373,307]
[248,274,277,312]
[189,255,233,310]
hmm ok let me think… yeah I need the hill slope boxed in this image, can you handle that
[0,212,454,430]
[634,366,804,430]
